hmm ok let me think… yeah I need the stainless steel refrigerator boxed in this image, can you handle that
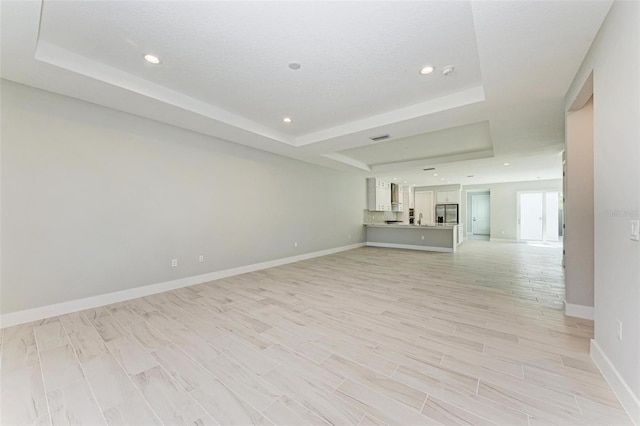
[435,204,459,224]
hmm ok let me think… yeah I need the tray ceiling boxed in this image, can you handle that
[0,0,613,185]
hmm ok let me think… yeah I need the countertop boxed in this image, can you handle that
[363,223,458,230]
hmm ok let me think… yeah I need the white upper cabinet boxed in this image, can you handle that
[436,189,460,204]
[367,178,391,211]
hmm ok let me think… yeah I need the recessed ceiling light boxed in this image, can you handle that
[403,181,407,184]
[442,65,455,76]
[288,62,301,70]
[440,178,445,181]
[393,177,398,180]
[419,65,434,75]
[143,54,160,64]
[283,117,292,124]
[433,173,438,176]
[503,162,510,166]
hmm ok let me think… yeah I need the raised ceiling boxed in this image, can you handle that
[0,1,612,186]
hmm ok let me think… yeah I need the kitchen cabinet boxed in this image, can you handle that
[367,178,392,211]
[403,186,415,209]
[436,189,460,204]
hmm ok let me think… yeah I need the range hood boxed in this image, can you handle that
[391,183,400,205]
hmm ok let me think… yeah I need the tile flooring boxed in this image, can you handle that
[0,241,633,425]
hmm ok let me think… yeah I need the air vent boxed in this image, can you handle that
[369,134,390,141]
[422,167,436,171]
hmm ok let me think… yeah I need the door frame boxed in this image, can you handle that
[465,189,491,238]
[471,194,491,235]
[516,190,561,242]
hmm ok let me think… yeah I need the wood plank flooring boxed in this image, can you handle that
[1,241,633,425]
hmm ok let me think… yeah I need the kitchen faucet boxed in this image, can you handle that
[417,212,423,225]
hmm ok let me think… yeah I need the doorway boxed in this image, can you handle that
[471,194,491,235]
[466,190,491,240]
[517,191,562,242]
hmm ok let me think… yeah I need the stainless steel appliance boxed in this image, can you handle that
[390,183,400,205]
[435,204,459,224]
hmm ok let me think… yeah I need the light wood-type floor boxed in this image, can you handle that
[1,241,633,425]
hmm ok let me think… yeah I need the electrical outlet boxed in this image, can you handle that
[171,259,178,267]
[198,255,204,263]
[421,235,425,240]
[294,242,298,248]
[617,320,622,341]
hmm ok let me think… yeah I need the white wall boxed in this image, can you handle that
[462,179,562,241]
[565,1,640,417]
[0,80,366,315]
[565,97,594,309]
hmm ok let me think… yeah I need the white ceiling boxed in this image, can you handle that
[0,1,612,186]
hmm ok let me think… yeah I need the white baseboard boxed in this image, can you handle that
[489,238,518,242]
[0,243,366,328]
[591,339,640,425]
[365,242,453,253]
[564,300,595,320]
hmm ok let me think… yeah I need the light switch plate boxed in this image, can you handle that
[631,220,640,241]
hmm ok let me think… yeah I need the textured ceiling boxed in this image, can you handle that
[0,1,613,185]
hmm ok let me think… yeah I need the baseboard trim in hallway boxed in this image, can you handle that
[591,339,640,425]
[564,300,595,320]
[0,242,366,328]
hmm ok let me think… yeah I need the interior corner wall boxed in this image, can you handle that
[565,97,594,309]
[0,80,367,315]
[565,0,640,412]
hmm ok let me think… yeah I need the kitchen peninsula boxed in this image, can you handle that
[365,223,462,253]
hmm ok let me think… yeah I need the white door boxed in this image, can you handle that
[471,194,490,235]
[519,193,543,240]
[414,191,433,224]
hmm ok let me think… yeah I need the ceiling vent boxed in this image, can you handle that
[369,134,390,141]
[423,167,436,171]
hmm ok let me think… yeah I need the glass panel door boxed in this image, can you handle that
[545,192,560,242]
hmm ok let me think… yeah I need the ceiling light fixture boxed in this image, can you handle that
[442,65,455,76]
[288,62,301,70]
[440,178,445,181]
[393,177,398,180]
[404,181,407,184]
[283,117,292,124]
[419,65,434,75]
[433,173,438,176]
[143,54,161,64]
[503,162,510,166]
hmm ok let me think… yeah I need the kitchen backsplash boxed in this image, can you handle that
[363,209,400,224]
